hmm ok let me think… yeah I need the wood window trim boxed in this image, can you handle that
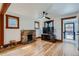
[61,16,77,42]
[6,14,19,29]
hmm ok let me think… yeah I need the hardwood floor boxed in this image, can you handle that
[0,38,79,56]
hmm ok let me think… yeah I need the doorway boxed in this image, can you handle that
[61,16,78,43]
[64,22,75,40]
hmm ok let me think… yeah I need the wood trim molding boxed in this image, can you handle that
[0,3,11,45]
[0,14,4,45]
[56,39,63,42]
[61,19,63,42]
[61,16,77,41]
[0,41,21,48]
[62,16,76,20]
[0,3,11,15]
[36,37,41,39]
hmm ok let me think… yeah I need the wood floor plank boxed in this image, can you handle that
[0,38,79,56]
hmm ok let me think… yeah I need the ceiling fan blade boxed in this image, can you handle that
[45,17,50,19]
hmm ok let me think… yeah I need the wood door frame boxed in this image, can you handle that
[0,3,11,14]
[61,16,76,41]
[0,14,4,45]
[0,3,11,45]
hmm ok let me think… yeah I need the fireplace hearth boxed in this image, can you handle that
[21,30,36,44]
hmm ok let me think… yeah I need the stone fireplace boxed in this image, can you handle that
[21,30,36,44]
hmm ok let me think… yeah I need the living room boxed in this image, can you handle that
[0,3,79,56]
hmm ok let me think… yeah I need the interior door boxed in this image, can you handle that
[64,22,75,40]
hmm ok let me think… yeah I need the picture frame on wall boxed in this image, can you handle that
[6,14,19,29]
[34,21,40,29]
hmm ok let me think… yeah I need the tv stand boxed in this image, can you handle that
[41,33,56,42]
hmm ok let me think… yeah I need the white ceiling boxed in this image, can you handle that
[7,3,79,20]
[47,3,79,17]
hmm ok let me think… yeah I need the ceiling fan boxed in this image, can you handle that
[39,11,50,20]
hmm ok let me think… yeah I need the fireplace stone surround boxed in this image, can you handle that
[21,30,36,44]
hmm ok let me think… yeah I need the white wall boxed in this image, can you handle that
[36,16,62,40]
[4,11,50,44]
[35,17,61,40]
[35,18,49,37]
[54,17,61,40]
[4,12,35,44]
